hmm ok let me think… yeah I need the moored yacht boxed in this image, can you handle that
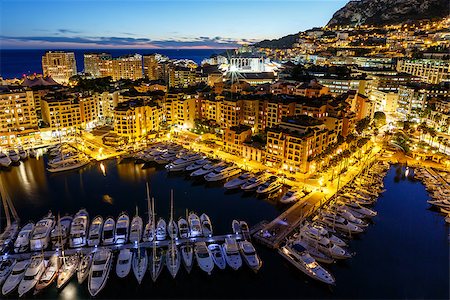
[239,240,262,272]
[35,254,60,294]
[0,222,19,253]
[188,212,202,237]
[167,220,178,240]
[148,247,165,282]
[30,212,55,251]
[57,254,79,289]
[166,242,181,278]
[291,240,334,264]
[0,259,16,287]
[18,254,45,297]
[156,218,167,241]
[46,157,90,173]
[208,244,226,270]
[142,220,154,242]
[8,150,20,163]
[185,158,210,172]
[14,222,34,253]
[204,165,241,182]
[301,222,347,247]
[241,173,266,191]
[69,209,89,248]
[87,216,103,247]
[115,212,130,244]
[256,176,283,194]
[200,213,213,237]
[224,172,251,190]
[0,152,12,168]
[222,238,242,270]
[2,259,30,296]
[195,242,214,274]
[178,217,189,239]
[88,249,113,297]
[190,162,217,177]
[77,253,93,284]
[129,213,143,244]
[116,249,132,279]
[50,215,73,250]
[317,214,364,234]
[165,153,203,172]
[280,189,305,204]
[180,244,194,273]
[132,248,147,284]
[18,148,28,161]
[232,219,241,235]
[102,217,115,245]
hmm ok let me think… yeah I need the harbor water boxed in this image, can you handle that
[0,158,448,299]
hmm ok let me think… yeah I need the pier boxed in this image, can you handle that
[6,233,244,260]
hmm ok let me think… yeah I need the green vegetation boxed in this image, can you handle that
[373,111,386,128]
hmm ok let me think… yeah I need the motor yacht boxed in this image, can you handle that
[77,253,93,284]
[239,241,262,272]
[240,221,250,239]
[181,244,194,273]
[8,150,20,163]
[57,254,79,289]
[0,152,12,168]
[318,214,364,234]
[129,214,143,244]
[0,259,16,287]
[167,220,178,240]
[154,150,178,165]
[185,159,210,172]
[279,245,335,285]
[156,218,167,241]
[291,240,334,264]
[166,242,181,278]
[17,148,28,160]
[115,212,130,244]
[224,173,251,190]
[2,259,30,296]
[241,174,266,191]
[200,213,213,237]
[88,249,113,297]
[256,176,283,194]
[208,244,226,270]
[165,153,203,172]
[132,248,147,284]
[280,189,305,204]
[195,242,214,274]
[102,217,115,245]
[14,222,34,253]
[69,209,89,248]
[87,216,103,247]
[298,232,351,260]
[30,212,55,251]
[188,212,202,237]
[18,254,45,297]
[301,223,346,247]
[0,222,19,253]
[116,249,132,279]
[34,254,60,294]
[47,157,90,173]
[190,162,220,177]
[232,220,241,235]
[222,237,242,270]
[334,208,368,228]
[148,247,165,282]
[204,165,241,182]
[51,215,73,250]
[178,218,189,239]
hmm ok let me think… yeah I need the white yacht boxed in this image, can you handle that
[132,248,147,284]
[142,221,154,242]
[208,244,226,270]
[30,212,55,251]
[167,220,178,240]
[156,218,167,241]
[299,232,351,260]
[88,249,113,297]
[224,172,251,190]
[180,244,194,273]
[87,216,103,247]
[280,189,305,204]
[102,217,115,245]
[51,215,73,250]
[240,221,250,238]
[77,253,93,284]
[48,152,78,168]
[334,208,368,228]
[0,259,16,287]
[239,241,262,272]
[47,157,90,173]
[57,254,79,289]
[14,222,34,253]
[222,238,242,270]
[0,222,19,253]
[232,219,241,235]
[302,223,347,247]
[165,153,203,172]
[241,174,266,191]
[185,158,210,172]
[188,212,202,237]
[178,218,190,239]
[0,152,12,168]
[116,249,132,279]
[200,213,213,237]
[115,212,130,244]
[279,244,335,285]
[204,165,241,182]
[69,209,89,248]
[2,259,30,296]
[35,254,60,293]
[291,240,334,264]
[318,214,364,234]
[149,248,165,282]
[256,176,283,194]
[18,254,45,297]
[195,242,214,274]
[190,161,225,178]
[340,201,377,218]
[129,214,143,244]
[8,150,20,163]
[166,242,181,278]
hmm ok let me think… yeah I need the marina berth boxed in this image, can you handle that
[165,153,203,172]
[18,148,28,161]
[102,217,115,245]
[290,239,335,264]
[185,158,210,172]
[8,150,20,163]
[156,218,167,241]
[167,220,178,240]
[166,242,181,278]
[280,189,305,204]
[190,162,218,177]
[46,157,90,173]
[178,218,190,239]
[149,247,165,282]
[129,213,143,244]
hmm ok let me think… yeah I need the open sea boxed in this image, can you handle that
[0,157,448,299]
[0,49,227,79]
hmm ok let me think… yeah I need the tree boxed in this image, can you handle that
[355,117,371,135]
[373,111,386,128]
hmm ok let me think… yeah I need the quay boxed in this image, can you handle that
[6,233,244,260]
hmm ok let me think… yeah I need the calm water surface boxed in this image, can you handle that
[0,158,448,299]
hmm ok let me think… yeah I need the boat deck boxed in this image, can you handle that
[6,233,244,260]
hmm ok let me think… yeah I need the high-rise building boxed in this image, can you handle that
[111,54,143,81]
[84,53,112,78]
[143,54,162,80]
[41,51,77,84]
[397,59,450,84]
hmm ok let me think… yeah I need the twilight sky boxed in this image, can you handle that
[0,0,348,49]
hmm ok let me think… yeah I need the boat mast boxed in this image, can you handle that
[170,189,175,266]
[152,196,156,275]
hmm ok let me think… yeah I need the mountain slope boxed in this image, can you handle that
[327,0,449,26]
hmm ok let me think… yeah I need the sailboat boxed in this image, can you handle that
[142,183,154,242]
[77,253,93,284]
[132,244,147,284]
[180,210,194,273]
[166,190,181,278]
[149,197,164,282]
[34,254,60,294]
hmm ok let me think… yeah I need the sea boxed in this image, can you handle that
[0,157,448,299]
[0,49,227,79]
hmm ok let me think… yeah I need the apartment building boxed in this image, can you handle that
[41,51,77,84]
[111,54,143,81]
[84,53,112,78]
[397,59,449,84]
[223,124,252,156]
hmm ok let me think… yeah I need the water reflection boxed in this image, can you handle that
[116,160,156,183]
[102,194,114,205]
